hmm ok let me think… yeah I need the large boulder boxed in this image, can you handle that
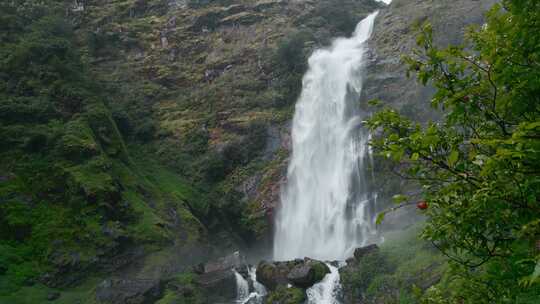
[202,251,246,273]
[287,259,330,288]
[194,251,249,302]
[353,244,379,261]
[194,268,237,301]
[256,258,330,290]
[256,260,294,290]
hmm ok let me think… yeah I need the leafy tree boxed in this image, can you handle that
[368,0,540,302]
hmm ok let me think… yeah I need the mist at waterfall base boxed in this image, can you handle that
[273,11,380,262]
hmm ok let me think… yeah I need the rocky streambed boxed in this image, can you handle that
[133,244,382,304]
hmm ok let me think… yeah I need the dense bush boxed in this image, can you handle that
[272,31,314,106]
[274,31,312,75]
[369,0,540,302]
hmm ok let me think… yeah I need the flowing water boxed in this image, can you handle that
[273,11,380,262]
[234,5,386,303]
[270,10,381,304]
[249,266,267,297]
[234,270,250,303]
[235,267,267,304]
[306,264,343,304]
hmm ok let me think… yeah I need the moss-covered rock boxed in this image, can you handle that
[256,258,329,291]
[287,259,330,289]
[265,285,306,304]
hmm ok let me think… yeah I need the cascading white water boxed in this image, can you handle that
[273,11,380,262]
[248,266,267,297]
[306,264,342,304]
[235,270,250,303]
[235,267,267,304]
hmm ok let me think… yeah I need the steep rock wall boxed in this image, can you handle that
[362,0,498,120]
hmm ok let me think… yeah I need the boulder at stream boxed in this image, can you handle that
[256,258,330,290]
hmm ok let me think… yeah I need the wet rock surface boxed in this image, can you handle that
[256,258,330,290]
[193,251,248,302]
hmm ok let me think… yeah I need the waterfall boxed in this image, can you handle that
[306,264,343,304]
[235,270,250,303]
[249,266,267,297]
[273,11,380,262]
[235,267,267,304]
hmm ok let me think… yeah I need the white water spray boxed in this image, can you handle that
[249,266,267,297]
[273,11,380,262]
[235,267,267,304]
[235,270,250,303]
[307,264,342,304]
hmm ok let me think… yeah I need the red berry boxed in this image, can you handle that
[417,201,428,210]
[463,96,470,102]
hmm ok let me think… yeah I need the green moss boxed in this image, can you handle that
[123,190,169,243]
[155,271,205,304]
[155,291,182,304]
[311,261,330,282]
[58,117,99,161]
[63,155,118,201]
[84,103,130,162]
[266,286,306,304]
[341,224,447,304]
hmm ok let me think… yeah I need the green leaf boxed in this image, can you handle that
[448,150,459,167]
[411,152,420,161]
[375,211,388,225]
[392,194,408,204]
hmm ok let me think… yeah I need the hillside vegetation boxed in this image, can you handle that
[0,0,383,300]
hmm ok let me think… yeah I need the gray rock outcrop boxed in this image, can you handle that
[362,0,498,121]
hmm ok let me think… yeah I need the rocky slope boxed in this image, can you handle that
[75,0,385,250]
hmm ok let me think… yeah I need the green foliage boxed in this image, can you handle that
[266,286,306,304]
[0,2,114,287]
[341,224,447,304]
[275,31,312,75]
[273,31,314,104]
[0,1,205,294]
[156,271,205,304]
[367,1,540,302]
[312,0,362,34]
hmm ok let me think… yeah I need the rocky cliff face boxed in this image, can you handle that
[362,0,498,121]
[73,0,384,249]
